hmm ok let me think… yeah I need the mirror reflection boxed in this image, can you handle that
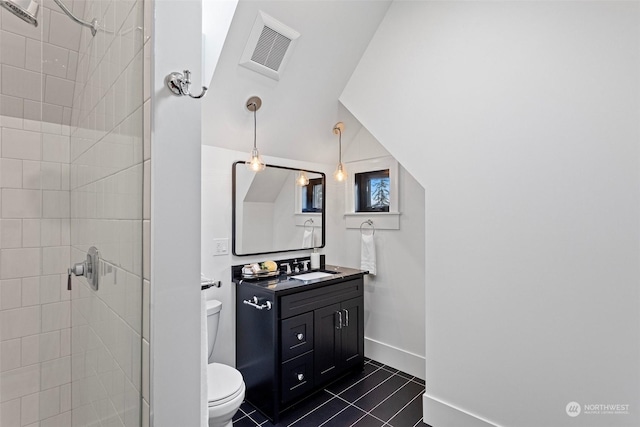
[232,162,325,256]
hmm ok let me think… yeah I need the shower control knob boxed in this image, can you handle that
[296,333,304,341]
[67,246,100,291]
[67,262,85,291]
[70,262,85,276]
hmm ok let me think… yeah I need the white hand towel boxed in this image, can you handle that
[302,229,313,248]
[200,290,208,426]
[360,233,377,275]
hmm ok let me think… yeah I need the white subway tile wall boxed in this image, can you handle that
[1,128,42,160]
[0,117,75,425]
[0,0,149,425]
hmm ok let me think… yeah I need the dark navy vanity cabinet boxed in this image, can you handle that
[235,266,365,422]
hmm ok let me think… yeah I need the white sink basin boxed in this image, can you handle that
[294,272,334,281]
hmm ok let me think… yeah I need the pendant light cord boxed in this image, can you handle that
[253,105,257,150]
[337,127,342,163]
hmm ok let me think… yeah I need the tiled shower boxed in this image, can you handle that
[0,0,149,425]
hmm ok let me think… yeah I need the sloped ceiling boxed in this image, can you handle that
[201,0,391,164]
[244,167,290,203]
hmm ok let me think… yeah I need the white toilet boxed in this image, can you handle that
[206,300,246,427]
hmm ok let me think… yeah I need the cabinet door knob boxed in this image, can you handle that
[296,333,304,341]
[335,311,343,329]
[297,373,304,381]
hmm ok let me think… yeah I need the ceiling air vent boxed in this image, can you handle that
[239,11,300,81]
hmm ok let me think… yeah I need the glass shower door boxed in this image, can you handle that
[67,0,145,425]
[0,0,144,425]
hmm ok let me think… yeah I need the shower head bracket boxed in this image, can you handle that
[52,0,98,36]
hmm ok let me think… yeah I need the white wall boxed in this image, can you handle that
[242,202,273,253]
[341,2,639,427]
[341,126,426,379]
[150,0,203,425]
[271,178,301,250]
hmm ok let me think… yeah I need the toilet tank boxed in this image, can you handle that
[206,299,222,362]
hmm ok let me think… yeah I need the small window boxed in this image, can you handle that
[302,178,323,212]
[355,169,390,212]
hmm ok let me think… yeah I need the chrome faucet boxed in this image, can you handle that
[281,263,291,275]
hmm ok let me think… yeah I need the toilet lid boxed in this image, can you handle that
[207,363,244,406]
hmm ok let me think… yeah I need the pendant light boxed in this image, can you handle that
[296,170,310,186]
[246,96,265,172]
[333,122,347,182]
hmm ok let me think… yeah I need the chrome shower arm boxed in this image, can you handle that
[52,0,98,36]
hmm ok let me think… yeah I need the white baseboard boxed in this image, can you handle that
[423,394,501,427]
[364,337,425,379]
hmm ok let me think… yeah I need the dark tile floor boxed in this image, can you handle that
[233,359,427,427]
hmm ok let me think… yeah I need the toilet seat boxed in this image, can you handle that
[207,363,244,407]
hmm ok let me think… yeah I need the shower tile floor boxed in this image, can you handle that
[232,359,427,427]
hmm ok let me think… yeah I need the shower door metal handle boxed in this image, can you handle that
[68,246,100,291]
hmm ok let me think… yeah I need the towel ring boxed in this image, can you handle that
[304,218,314,231]
[360,219,375,236]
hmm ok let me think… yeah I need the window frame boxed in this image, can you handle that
[355,169,391,213]
[345,156,399,215]
[301,177,323,213]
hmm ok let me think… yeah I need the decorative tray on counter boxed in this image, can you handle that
[241,270,280,280]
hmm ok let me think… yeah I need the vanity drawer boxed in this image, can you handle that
[280,280,362,319]
[281,351,314,403]
[281,312,314,361]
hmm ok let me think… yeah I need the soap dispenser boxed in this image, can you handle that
[310,248,320,270]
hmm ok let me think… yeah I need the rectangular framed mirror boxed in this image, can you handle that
[232,161,326,256]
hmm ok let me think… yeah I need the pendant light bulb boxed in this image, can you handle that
[296,171,309,186]
[334,162,347,182]
[247,147,265,172]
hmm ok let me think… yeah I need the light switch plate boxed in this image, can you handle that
[213,238,229,256]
